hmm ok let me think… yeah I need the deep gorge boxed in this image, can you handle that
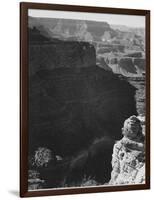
[28,28,138,188]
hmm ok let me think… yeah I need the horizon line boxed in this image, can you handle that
[28,9,145,29]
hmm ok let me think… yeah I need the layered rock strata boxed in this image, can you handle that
[29,36,96,75]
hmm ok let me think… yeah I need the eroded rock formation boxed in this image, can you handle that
[109,116,145,185]
[107,57,145,76]
[28,27,138,188]
[96,56,112,71]
[29,34,96,75]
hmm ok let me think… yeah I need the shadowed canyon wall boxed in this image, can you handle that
[29,66,137,156]
[28,28,137,157]
[29,41,96,75]
[28,28,138,187]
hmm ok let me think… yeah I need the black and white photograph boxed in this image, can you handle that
[20,3,150,196]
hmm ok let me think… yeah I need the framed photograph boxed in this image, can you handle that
[20,2,150,197]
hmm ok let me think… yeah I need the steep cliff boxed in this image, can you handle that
[29,28,137,157]
[29,28,96,76]
[108,57,145,76]
[28,28,139,188]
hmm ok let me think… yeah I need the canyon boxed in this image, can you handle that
[29,17,145,77]
[28,26,140,189]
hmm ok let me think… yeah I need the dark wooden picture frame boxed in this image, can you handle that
[20,2,150,197]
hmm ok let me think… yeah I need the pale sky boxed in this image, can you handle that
[28,9,145,28]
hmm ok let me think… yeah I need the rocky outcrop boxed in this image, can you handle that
[29,41,96,76]
[96,56,112,71]
[118,58,137,74]
[108,57,145,76]
[109,116,145,185]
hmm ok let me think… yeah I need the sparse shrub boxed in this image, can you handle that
[34,147,56,167]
